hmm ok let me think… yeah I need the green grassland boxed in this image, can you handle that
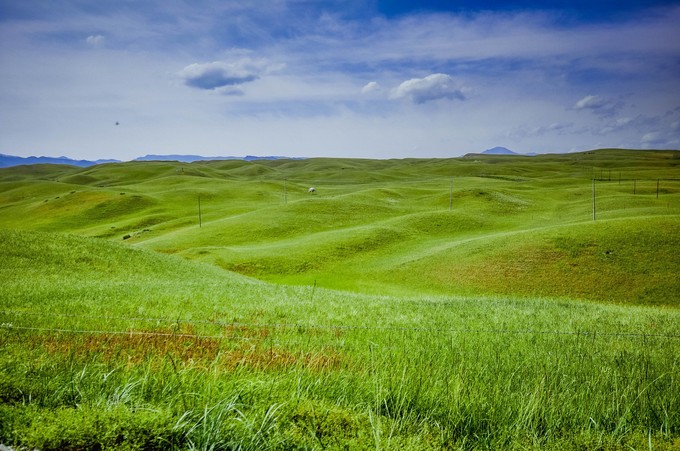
[1,149,679,449]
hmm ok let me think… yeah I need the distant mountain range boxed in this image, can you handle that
[0,153,119,168]
[0,148,569,168]
[0,153,297,168]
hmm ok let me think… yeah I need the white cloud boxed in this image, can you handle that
[574,95,605,110]
[361,81,380,94]
[85,34,105,47]
[390,74,466,104]
[599,117,635,134]
[640,131,676,148]
[641,132,661,143]
[179,57,282,91]
[528,122,573,136]
[639,130,679,149]
[573,95,623,117]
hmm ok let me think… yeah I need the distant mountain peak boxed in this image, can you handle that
[482,146,518,155]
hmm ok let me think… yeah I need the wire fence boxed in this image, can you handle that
[0,325,243,341]
[277,176,680,187]
[2,310,679,340]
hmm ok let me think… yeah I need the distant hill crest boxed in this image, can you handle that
[134,154,296,162]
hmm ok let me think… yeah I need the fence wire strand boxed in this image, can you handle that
[0,325,253,341]
[1,310,679,339]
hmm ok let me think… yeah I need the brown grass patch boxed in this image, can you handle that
[13,328,346,373]
[24,330,221,364]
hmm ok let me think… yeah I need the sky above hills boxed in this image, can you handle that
[1,0,679,160]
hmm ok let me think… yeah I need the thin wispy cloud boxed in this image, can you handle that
[573,95,624,118]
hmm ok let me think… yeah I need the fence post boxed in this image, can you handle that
[592,178,596,221]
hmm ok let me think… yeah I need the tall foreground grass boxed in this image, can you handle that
[2,324,678,449]
[1,230,679,449]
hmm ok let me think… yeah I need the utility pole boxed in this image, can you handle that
[592,178,596,221]
[449,178,453,211]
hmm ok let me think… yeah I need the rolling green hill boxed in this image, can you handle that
[1,149,678,305]
[1,149,680,449]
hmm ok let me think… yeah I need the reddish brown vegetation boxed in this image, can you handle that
[13,328,346,372]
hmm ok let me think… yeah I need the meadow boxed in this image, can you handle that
[0,149,679,449]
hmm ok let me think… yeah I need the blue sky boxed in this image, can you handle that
[1,0,679,160]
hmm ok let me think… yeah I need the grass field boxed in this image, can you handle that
[1,149,679,449]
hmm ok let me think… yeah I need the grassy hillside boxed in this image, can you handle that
[1,149,679,448]
[1,149,678,304]
[1,229,679,449]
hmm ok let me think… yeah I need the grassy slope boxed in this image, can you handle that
[1,230,679,449]
[1,150,680,448]
[1,149,678,305]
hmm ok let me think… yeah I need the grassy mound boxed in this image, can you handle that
[379,215,680,304]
